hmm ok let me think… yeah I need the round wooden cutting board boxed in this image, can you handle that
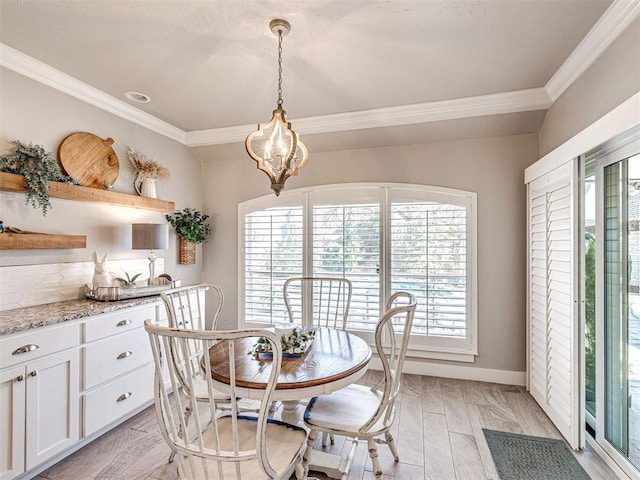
[58,132,119,189]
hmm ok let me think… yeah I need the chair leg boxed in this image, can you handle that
[367,437,383,480]
[168,404,193,464]
[303,429,318,478]
[295,458,305,480]
[385,431,399,462]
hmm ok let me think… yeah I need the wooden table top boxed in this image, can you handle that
[207,327,371,391]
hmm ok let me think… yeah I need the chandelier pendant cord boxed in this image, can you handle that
[277,28,284,107]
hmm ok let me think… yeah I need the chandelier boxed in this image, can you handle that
[245,19,308,196]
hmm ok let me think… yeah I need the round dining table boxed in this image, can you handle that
[207,327,372,423]
[207,327,372,478]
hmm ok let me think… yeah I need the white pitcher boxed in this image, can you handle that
[134,176,157,198]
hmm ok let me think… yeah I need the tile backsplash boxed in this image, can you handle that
[0,258,164,311]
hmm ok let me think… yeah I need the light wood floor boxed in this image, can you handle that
[35,373,619,480]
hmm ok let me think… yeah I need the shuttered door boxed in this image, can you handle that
[527,160,580,449]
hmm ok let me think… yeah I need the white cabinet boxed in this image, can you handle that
[25,350,79,470]
[0,366,25,480]
[0,324,79,480]
[81,305,157,438]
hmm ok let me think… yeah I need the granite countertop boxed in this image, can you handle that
[0,296,161,336]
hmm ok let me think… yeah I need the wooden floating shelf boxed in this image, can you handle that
[0,233,87,250]
[0,172,175,212]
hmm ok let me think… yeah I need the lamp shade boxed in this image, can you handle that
[132,223,169,250]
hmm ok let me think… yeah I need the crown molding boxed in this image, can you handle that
[185,88,552,147]
[545,0,640,102]
[0,43,186,144]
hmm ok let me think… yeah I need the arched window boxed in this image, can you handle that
[239,183,477,360]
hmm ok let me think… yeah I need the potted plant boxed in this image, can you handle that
[0,140,78,215]
[115,271,142,288]
[165,208,211,264]
[127,148,170,199]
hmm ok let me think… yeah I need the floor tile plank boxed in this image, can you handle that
[440,378,473,435]
[449,432,486,480]
[422,412,456,480]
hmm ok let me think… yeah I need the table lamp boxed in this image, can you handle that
[132,223,169,286]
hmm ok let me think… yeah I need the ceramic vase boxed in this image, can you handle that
[134,176,157,199]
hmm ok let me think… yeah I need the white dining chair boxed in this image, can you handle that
[161,283,223,331]
[283,276,352,330]
[145,321,308,480]
[302,292,417,480]
[283,276,353,446]
[160,283,257,463]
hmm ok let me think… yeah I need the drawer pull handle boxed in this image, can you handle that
[116,319,132,327]
[117,351,133,360]
[12,344,39,355]
[117,392,132,402]
[15,375,24,382]
[30,370,38,377]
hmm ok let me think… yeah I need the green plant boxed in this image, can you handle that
[0,140,77,215]
[165,208,211,244]
[115,271,142,288]
[585,235,596,399]
[250,327,316,356]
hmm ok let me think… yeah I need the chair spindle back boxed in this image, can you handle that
[360,292,417,434]
[283,277,352,330]
[145,321,285,479]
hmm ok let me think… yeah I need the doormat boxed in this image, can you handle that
[483,429,590,480]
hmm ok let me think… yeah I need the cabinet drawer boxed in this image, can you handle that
[83,305,156,342]
[83,363,154,437]
[83,327,152,389]
[0,323,79,369]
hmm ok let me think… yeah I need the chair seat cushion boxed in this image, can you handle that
[177,415,306,480]
[303,384,388,436]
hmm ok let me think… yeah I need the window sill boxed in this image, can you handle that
[379,345,476,363]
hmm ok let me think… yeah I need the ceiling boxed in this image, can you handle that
[1,0,633,155]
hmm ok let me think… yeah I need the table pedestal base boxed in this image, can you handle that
[309,448,350,479]
[281,400,302,425]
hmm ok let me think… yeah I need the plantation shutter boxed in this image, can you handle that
[390,201,468,340]
[312,202,381,330]
[244,206,304,324]
[527,160,580,449]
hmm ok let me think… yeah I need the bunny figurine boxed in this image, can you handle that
[92,251,113,288]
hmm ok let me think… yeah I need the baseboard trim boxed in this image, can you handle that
[368,357,526,386]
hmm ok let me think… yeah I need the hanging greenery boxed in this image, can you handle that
[0,140,78,216]
[165,207,211,244]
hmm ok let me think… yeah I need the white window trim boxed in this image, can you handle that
[238,182,478,362]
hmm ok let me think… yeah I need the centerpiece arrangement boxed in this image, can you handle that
[251,326,316,359]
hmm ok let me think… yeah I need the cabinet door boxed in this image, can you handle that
[0,366,26,480]
[25,349,79,470]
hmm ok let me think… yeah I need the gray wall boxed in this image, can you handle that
[0,68,203,287]
[200,133,539,373]
[539,18,640,156]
